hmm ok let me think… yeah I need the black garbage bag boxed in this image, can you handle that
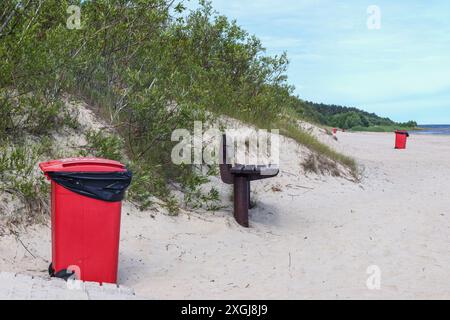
[396,131,410,137]
[47,170,132,202]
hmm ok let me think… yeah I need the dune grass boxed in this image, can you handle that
[278,120,358,173]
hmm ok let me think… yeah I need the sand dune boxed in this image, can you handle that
[1,131,449,299]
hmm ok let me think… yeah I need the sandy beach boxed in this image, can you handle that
[1,131,449,299]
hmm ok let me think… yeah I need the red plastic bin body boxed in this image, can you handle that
[40,158,127,284]
[395,130,409,149]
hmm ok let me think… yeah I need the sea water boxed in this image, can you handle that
[412,125,450,135]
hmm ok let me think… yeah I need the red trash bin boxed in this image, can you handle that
[332,128,338,134]
[395,130,409,149]
[39,158,132,284]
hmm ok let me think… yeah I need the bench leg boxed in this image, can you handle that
[234,176,249,227]
[247,180,251,209]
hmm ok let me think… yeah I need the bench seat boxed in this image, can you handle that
[230,164,279,176]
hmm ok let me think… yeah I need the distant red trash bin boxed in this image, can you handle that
[395,130,409,149]
[39,158,132,284]
[332,128,338,134]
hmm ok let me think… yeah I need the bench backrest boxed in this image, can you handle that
[219,134,234,184]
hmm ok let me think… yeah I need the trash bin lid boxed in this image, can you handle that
[39,157,126,173]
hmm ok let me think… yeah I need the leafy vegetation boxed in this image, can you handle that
[0,88,78,229]
[293,100,417,131]
[81,130,125,163]
[0,138,51,230]
[0,0,359,225]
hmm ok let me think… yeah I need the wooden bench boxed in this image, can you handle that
[220,134,279,227]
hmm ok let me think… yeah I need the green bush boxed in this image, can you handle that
[82,130,125,162]
[0,140,50,228]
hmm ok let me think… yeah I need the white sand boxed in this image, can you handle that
[1,131,449,299]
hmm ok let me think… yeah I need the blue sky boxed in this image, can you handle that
[186,0,450,124]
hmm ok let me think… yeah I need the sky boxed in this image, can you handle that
[186,0,450,124]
